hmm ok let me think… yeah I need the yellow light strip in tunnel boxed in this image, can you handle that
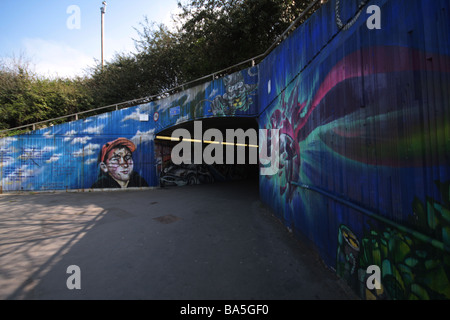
[155,135,258,148]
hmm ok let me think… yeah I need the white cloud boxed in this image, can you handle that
[209,88,219,98]
[71,136,92,145]
[64,130,78,136]
[18,147,42,160]
[131,128,155,145]
[83,124,105,134]
[85,158,98,165]
[0,153,14,166]
[63,130,78,142]
[156,94,185,113]
[175,115,190,125]
[1,165,36,185]
[122,109,147,122]
[43,131,54,139]
[72,143,100,158]
[85,143,101,150]
[42,146,57,153]
[22,38,94,78]
[46,153,63,164]
[97,114,110,120]
[0,137,17,147]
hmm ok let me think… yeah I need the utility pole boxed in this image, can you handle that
[100,1,107,70]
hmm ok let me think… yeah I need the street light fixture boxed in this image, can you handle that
[100,1,107,70]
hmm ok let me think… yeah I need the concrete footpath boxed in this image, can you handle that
[0,179,358,300]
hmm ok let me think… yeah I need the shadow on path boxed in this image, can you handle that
[0,179,357,300]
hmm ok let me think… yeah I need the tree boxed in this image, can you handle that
[174,0,317,80]
[1,0,323,133]
[0,59,94,133]
[83,0,321,108]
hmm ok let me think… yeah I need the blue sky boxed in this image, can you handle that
[0,1,180,78]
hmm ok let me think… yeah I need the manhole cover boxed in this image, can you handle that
[153,214,181,224]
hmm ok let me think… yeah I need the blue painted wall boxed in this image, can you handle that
[1,0,449,299]
[258,0,450,299]
[0,66,259,192]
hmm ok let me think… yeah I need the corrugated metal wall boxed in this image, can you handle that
[0,67,259,192]
[1,0,449,300]
[258,0,450,299]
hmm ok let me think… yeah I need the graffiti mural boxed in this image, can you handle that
[338,181,450,299]
[258,0,450,300]
[91,138,149,189]
[0,0,448,301]
[0,66,259,192]
[209,71,258,116]
[155,141,256,187]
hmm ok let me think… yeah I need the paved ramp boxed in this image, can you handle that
[0,180,356,300]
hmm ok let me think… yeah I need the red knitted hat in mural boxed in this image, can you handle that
[99,138,136,163]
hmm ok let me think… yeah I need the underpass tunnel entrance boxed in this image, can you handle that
[154,117,259,188]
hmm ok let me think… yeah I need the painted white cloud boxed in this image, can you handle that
[97,114,110,120]
[1,165,36,186]
[209,88,218,98]
[156,94,186,113]
[18,147,42,161]
[175,115,190,125]
[0,137,18,147]
[0,149,14,166]
[131,128,155,145]
[43,131,54,139]
[63,130,78,142]
[83,124,105,134]
[66,130,77,135]
[85,143,101,150]
[85,158,98,165]
[122,109,147,122]
[71,143,100,158]
[42,146,57,153]
[22,38,94,79]
[46,153,63,164]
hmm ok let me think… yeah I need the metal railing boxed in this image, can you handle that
[0,0,321,136]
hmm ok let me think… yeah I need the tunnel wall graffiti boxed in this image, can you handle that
[0,67,259,192]
[0,0,449,300]
[258,0,450,299]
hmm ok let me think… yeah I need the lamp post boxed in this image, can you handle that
[100,1,107,70]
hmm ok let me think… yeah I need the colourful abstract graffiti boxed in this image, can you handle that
[338,181,450,299]
[258,0,450,300]
[210,71,258,116]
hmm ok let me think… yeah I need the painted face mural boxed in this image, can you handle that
[91,138,148,189]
